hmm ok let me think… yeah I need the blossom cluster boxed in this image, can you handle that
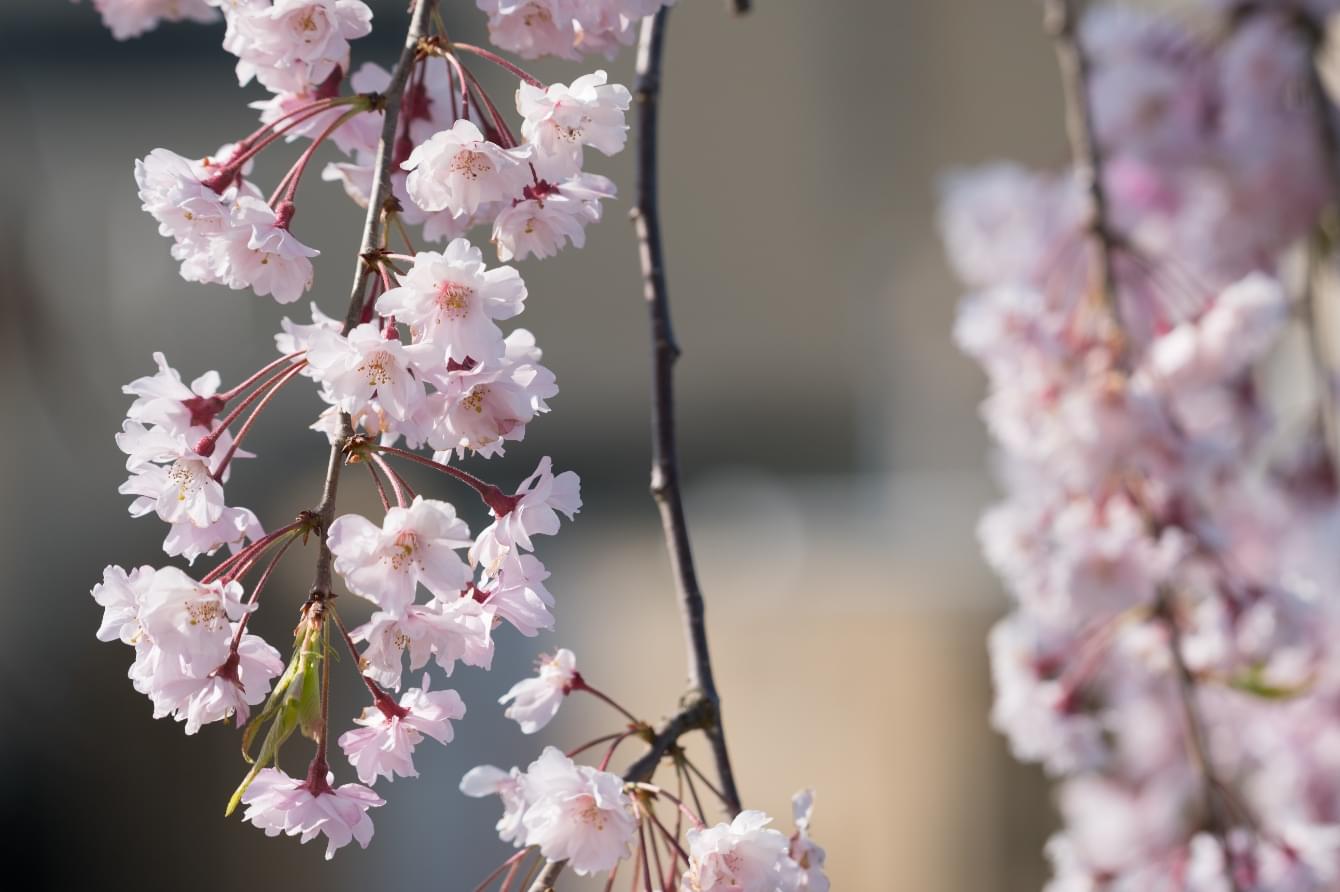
[463,649,828,888]
[944,1,1340,889]
[85,0,827,880]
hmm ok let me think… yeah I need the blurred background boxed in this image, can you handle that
[0,1,1075,888]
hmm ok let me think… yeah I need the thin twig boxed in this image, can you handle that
[1044,0,1123,335]
[631,5,742,816]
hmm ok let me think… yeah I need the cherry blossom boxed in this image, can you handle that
[87,0,218,40]
[517,70,632,178]
[352,598,495,690]
[305,322,425,421]
[471,456,581,569]
[338,675,466,784]
[460,763,529,845]
[682,810,804,892]
[519,746,638,876]
[376,238,527,364]
[788,790,830,892]
[213,196,319,303]
[475,552,556,636]
[328,496,473,615]
[228,0,374,94]
[499,647,576,733]
[240,767,384,859]
[402,119,530,215]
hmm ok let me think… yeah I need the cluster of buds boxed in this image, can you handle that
[84,0,828,886]
[945,1,1340,889]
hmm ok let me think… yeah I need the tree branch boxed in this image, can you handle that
[308,0,434,597]
[526,8,745,890]
[1043,0,1122,329]
[631,6,742,819]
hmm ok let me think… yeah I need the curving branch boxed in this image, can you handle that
[526,7,745,890]
[308,0,434,597]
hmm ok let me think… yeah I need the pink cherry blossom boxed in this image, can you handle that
[518,70,631,178]
[328,496,473,615]
[377,239,527,365]
[491,173,613,261]
[352,598,494,690]
[460,763,529,845]
[471,456,581,569]
[519,746,637,876]
[89,0,218,40]
[229,0,373,94]
[338,674,466,784]
[240,767,384,859]
[305,322,426,421]
[476,552,556,636]
[402,119,530,215]
[213,196,319,303]
[682,810,804,892]
[499,647,576,733]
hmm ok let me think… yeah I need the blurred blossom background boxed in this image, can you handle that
[0,0,1082,888]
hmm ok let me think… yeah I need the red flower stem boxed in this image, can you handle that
[389,214,418,255]
[275,106,369,207]
[228,530,301,649]
[631,783,705,829]
[439,49,473,125]
[472,847,534,892]
[202,360,309,450]
[638,819,655,892]
[366,461,392,512]
[573,677,644,727]
[217,352,305,402]
[677,753,729,809]
[219,99,353,182]
[201,518,308,584]
[597,729,638,772]
[564,731,626,759]
[370,453,409,507]
[642,805,667,889]
[457,62,517,148]
[327,607,399,708]
[372,444,510,513]
[680,750,712,819]
[449,43,545,88]
[602,862,621,892]
[211,362,309,481]
[384,252,416,264]
[235,95,352,153]
[647,806,690,866]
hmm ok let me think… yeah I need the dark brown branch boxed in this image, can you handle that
[1043,0,1122,330]
[308,0,434,597]
[631,6,742,818]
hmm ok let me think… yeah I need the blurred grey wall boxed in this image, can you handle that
[0,1,1066,889]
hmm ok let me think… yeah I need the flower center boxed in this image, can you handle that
[574,795,606,830]
[359,351,394,387]
[168,459,206,502]
[461,386,489,414]
[185,595,222,629]
[435,281,474,321]
[388,530,421,571]
[449,150,494,181]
